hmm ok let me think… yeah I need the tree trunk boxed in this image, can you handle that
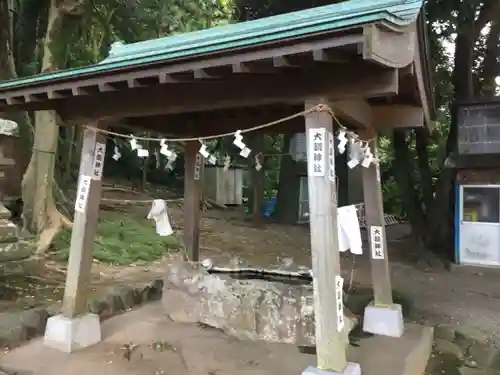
[392,2,480,259]
[427,4,476,255]
[392,129,427,244]
[414,129,434,215]
[63,125,76,184]
[22,0,81,253]
[480,21,500,96]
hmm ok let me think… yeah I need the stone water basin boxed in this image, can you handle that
[162,261,357,346]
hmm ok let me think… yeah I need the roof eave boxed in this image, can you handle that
[417,12,436,121]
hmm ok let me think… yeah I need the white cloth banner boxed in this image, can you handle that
[147,199,174,236]
[337,205,363,255]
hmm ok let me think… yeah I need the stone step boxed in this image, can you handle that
[0,205,10,220]
[0,241,34,263]
[0,256,40,277]
[0,219,18,243]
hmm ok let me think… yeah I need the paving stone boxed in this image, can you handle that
[456,326,490,345]
[19,308,48,338]
[458,366,491,375]
[435,338,465,359]
[0,314,28,348]
[429,353,462,375]
[87,297,110,316]
[486,350,500,372]
[149,279,163,300]
[456,334,475,354]
[105,293,126,314]
[135,284,152,303]
[435,324,456,341]
[0,277,168,351]
[468,341,498,368]
[113,285,136,309]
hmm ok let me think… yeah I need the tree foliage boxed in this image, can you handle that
[2,0,500,258]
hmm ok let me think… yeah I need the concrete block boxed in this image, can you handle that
[363,303,404,338]
[43,313,101,353]
[302,363,361,375]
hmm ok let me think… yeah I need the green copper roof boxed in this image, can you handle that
[0,0,423,90]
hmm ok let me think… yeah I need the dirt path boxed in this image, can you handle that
[0,302,430,375]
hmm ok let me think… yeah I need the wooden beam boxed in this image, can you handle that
[399,64,414,77]
[98,82,118,92]
[5,97,22,105]
[273,56,301,67]
[231,62,274,74]
[312,49,350,63]
[183,141,203,261]
[24,93,45,103]
[193,69,220,79]
[47,90,65,99]
[61,125,107,318]
[0,33,364,106]
[304,99,348,372]
[56,67,398,123]
[71,87,92,96]
[361,136,393,306]
[362,24,416,68]
[331,100,372,128]
[372,104,424,129]
[159,72,193,83]
[127,78,144,88]
[126,106,303,135]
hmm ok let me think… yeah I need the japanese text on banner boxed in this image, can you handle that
[194,154,202,180]
[328,131,335,182]
[74,176,92,213]
[370,226,384,259]
[308,128,326,177]
[91,142,106,180]
[335,275,345,332]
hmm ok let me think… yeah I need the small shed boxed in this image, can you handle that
[203,165,243,205]
[454,98,500,267]
[290,132,369,222]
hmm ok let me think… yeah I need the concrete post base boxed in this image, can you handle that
[363,302,404,338]
[302,363,361,375]
[44,313,101,353]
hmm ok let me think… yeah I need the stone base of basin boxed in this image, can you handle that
[162,261,357,345]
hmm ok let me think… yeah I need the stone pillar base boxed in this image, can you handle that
[44,313,101,353]
[302,363,361,375]
[363,302,404,338]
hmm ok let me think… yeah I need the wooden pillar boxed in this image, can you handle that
[61,126,107,318]
[183,140,203,261]
[362,137,393,306]
[305,100,348,372]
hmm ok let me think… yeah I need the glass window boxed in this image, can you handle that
[462,187,500,223]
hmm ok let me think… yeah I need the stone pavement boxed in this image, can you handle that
[427,324,500,375]
[0,302,433,375]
